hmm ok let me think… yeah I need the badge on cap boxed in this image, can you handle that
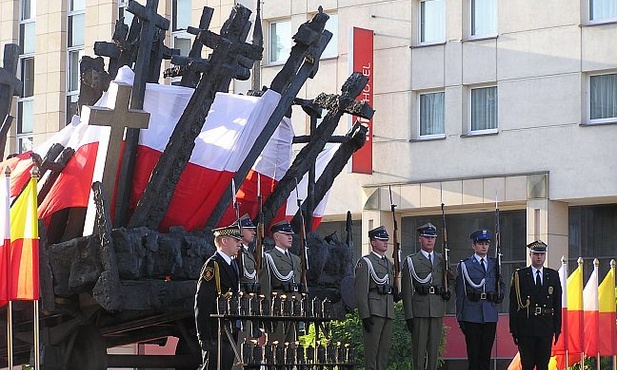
[368,226,389,240]
[470,229,491,242]
[527,240,547,253]
[417,223,437,237]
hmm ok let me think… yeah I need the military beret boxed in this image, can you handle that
[527,240,547,253]
[235,213,256,229]
[470,229,491,242]
[213,224,242,240]
[417,223,437,237]
[270,220,294,235]
[368,226,389,240]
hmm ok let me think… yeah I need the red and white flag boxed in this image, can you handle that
[0,167,10,307]
[582,260,599,357]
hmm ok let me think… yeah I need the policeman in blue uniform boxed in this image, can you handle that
[455,229,505,370]
[509,240,562,370]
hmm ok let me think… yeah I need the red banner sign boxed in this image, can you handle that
[350,27,373,174]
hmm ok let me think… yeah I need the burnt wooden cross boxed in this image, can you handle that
[206,9,331,228]
[147,29,179,83]
[93,17,141,79]
[115,0,170,227]
[0,43,22,155]
[129,4,262,230]
[260,72,373,225]
[83,83,150,206]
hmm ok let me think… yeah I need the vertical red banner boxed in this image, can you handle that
[350,27,374,174]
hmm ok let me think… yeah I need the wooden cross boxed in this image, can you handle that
[84,83,150,207]
[0,43,22,119]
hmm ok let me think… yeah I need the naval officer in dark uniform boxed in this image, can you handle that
[401,222,450,370]
[455,229,505,370]
[509,240,562,370]
[354,226,395,370]
[195,223,242,370]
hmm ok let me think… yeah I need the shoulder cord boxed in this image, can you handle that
[362,257,390,285]
[460,261,486,295]
[265,252,294,282]
[406,256,432,284]
[214,261,221,295]
[513,270,530,316]
[241,248,257,280]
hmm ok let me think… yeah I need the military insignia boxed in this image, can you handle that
[548,286,553,295]
[356,261,363,269]
[204,267,214,281]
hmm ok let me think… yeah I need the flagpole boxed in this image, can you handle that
[34,300,40,370]
[7,301,13,369]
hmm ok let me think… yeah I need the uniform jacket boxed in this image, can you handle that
[455,255,504,323]
[354,253,395,320]
[401,251,447,319]
[194,252,239,342]
[258,247,302,298]
[509,266,562,337]
[239,244,258,285]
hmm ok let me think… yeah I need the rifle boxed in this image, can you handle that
[494,195,503,302]
[440,202,451,301]
[231,179,243,275]
[255,173,264,275]
[295,179,309,293]
[388,186,401,296]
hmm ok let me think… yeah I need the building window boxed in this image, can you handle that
[269,20,292,64]
[588,0,617,22]
[67,0,85,124]
[17,0,35,153]
[322,13,338,59]
[470,86,498,132]
[172,0,192,57]
[589,73,617,123]
[119,0,133,26]
[470,0,497,37]
[419,0,445,44]
[419,91,445,137]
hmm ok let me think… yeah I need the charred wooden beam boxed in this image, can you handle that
[129,4,262,230]
[37,146,75,205]
[78,56,112,109]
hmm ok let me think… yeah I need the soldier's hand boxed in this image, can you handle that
[441,290,451,301]
[512,334,519,345]
[406,319,414,333]
[554,332,560,344]
[362,317,373,333]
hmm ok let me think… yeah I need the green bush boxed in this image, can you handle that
[300,302,447,370]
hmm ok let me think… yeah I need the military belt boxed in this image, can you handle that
[414,285,445,295]
[369,284,394,295]
[273,283,304,293]
[241,282,260,294]
[467,291,499,302]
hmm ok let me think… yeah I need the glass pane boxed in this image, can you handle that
[471,86,498,131]
[70,0,85,11]
[69,13,85,47]
[419,92,445,136]
[68,51,81,92]
[322,14,338,59]
[21,0,32,20]
[173,0,192,31]
[66,95,79,124]
[174,36,192,57]
[471,0,497,36]
[18,136,33,153]
[420,0,445,43]
[18,99,34,134]
[21,57,34,97]
[590,0,617,20]
[120,6,134,26]
[270,21,292,64]
[590,74,617,120]
[20,22,35,54]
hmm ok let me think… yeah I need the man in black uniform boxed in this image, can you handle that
[195,223,242,370]
[509,240,562,370]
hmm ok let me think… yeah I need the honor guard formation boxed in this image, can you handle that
[194,217,563,370]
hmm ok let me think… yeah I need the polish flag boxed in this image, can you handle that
[582,260,599,357]
[551,259,568,356]
[0,167,10,307]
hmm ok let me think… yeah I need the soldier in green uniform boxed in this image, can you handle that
[509,240,562,370]
[258,220,303,343]
[401,223,449,370]
[354,225,395,370]
[236,214,260,294]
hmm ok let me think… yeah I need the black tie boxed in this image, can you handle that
[231,260,239,276]
[535,270,541,287]
[428,253,433,265]
[480,258,486,272]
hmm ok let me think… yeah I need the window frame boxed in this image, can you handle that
[66,0,85,124]
[418,0,446,45]
[417,90,446,139]
[587,72,617,125]
[586,0,617,24]
[268,19,292,65]
[17,0,35,153]
[467,84,498,135]
[321,13,338,59]
[469,0,498,39]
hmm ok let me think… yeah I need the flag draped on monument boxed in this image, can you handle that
[9,174,39,301]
